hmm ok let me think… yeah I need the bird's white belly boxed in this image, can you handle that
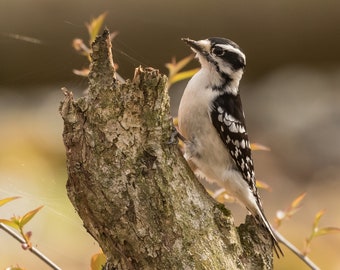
[178,81,233,184]
[179,111,255,210]
[188,122,233,182]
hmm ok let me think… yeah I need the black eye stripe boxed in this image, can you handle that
[210,44,245,71]
[221,50,245,70]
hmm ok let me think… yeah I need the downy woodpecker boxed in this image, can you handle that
[178,37,282,257]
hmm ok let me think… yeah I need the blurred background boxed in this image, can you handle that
[1,0,340,269]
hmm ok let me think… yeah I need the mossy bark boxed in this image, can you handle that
[60,29,274,270]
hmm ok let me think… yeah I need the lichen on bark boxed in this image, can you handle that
[60,29,274,270]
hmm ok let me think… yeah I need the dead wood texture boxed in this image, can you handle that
[60,29,274,270]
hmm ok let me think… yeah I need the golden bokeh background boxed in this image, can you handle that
[1,0,340,269]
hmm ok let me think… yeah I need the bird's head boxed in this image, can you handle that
[182,37,246,93]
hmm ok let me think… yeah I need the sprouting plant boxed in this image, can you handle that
[0,196,61,270]
[273,193,340,270]
[275,192,306,228]
[0,205,43,249]
[72,12,119,78]
[303,209,340,256]
[165,54,199,88]
[0,196,20,207]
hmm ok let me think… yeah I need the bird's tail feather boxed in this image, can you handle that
[255,207,284,258]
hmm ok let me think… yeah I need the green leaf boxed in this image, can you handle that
[4,266,26,270]
[0,218,21,230]
[255,179,271,191]
[73,68,90,77]
[165,54,195,78]
[86,12,108,43]
[285,193,306,218]
[274,192,307,228]
[91,251,107,270]
[250,143,271,151]
[168,68,199,85]
[0,196,20,207]
[314,226,340,237]
[291,193,306,209]
[313,209,325,230]
[19,206,43,227]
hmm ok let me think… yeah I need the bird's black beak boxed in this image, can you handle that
[182,38,207,55]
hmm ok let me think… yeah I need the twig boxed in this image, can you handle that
[0,223,62,270]
[275,230,320,270]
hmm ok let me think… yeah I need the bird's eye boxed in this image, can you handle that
[212,46,224,56]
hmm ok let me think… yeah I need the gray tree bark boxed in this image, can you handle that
[59,29,274,270]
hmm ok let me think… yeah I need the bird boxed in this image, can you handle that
[177,37,283,257]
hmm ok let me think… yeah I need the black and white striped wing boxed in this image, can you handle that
[210,93,256,192]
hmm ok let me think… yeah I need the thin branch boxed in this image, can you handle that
[0,223,62,270]
[275,230,320,270]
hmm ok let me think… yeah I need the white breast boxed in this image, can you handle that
[178,69,234,183]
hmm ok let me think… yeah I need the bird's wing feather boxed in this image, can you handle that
[209,92,284,257]
[209,92,256,193]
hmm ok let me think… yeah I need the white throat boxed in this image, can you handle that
[227,69,243,95]
[198,54,243,95]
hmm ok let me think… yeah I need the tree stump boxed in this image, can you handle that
[60,29,274,270]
